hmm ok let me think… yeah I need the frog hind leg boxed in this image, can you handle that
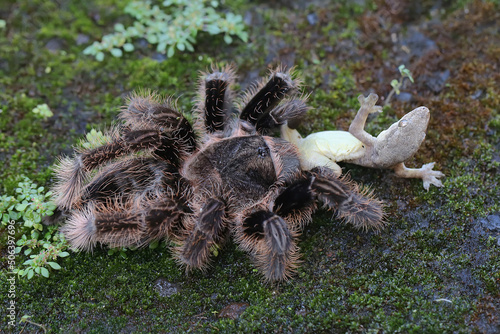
[392,162,444,191]
[299,150,343,176]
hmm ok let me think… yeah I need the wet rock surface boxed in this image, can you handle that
[218,302,249,319]
[153,278,180,297]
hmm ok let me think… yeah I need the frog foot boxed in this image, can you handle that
[393,162,444,191]
[358,93,383,114]
[419,162,445,191]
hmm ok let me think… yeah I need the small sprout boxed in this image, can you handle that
[32,104,53,120]
[398,64,414,83]
[80,129,112,149]
[385,64,415,106]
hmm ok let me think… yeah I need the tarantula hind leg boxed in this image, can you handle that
[309,167,385,231]
[61,197,185,251]
[175,198,228,271]
[236,210,300,282]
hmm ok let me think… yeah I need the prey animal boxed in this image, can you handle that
[52,66,384,281]
[281,93,444,190]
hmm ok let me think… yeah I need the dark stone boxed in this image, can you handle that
[307,13,318,26]
[153,278,180,297]
[396,92,413,102]
[45,38,65,53]
[151,52,167,63]
[218,302,249,319]
[76,34,90,46]
[479,213,500,231]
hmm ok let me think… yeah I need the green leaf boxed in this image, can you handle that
[114,23,125,32]
[15,202,29,211]
[96,52,105,62]
[41,267,50,278]
[123,43,134,52]
[223,34,232,44]
[167,46,175,58]
[149,240,159,249]
[47,262,61,270]
[58,251,70,257]
[110,48,123,57]
[27,269,34,279]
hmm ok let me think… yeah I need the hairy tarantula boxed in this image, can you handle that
[52,65,384,281]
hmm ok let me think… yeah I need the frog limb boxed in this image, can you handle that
[348,93,383,147]
[392,162,444,191]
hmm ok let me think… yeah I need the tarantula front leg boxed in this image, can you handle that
[255,98,310,134]
[195,65,236,136]
[239,67,305,134]
[235,208,299,282]
[175,198,228,271]
[54,122,191,211]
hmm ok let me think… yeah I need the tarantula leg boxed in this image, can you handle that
[239,68,298,127]
[61,202,147,251]
[308,167,385,231]
[273,177,316,229]
[237,210,299,281]
[81,129,160,170]
[143,197,187,242]
[176,198,227,270]
[255,98,309,134]
[122,92,197,153]
[81,126,190,170]
[196,66,236,134]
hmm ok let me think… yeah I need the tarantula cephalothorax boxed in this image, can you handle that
[52,65,384,281]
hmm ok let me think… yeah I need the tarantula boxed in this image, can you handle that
[52,65,384,281]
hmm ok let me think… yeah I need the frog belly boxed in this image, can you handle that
[301,131,365,162]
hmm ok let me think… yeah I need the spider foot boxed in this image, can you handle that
[239,67,300,133]
[52,156,88,210]
[176,199,227,270]
[238,210,299,281]
[61,203,147,251]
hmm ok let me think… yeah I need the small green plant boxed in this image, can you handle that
[79,128,113,149]
[83,0,248,61]
[385,64,414,106]
[20,315,47,333]
[1,177,69,279]
[32,103,53,120]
